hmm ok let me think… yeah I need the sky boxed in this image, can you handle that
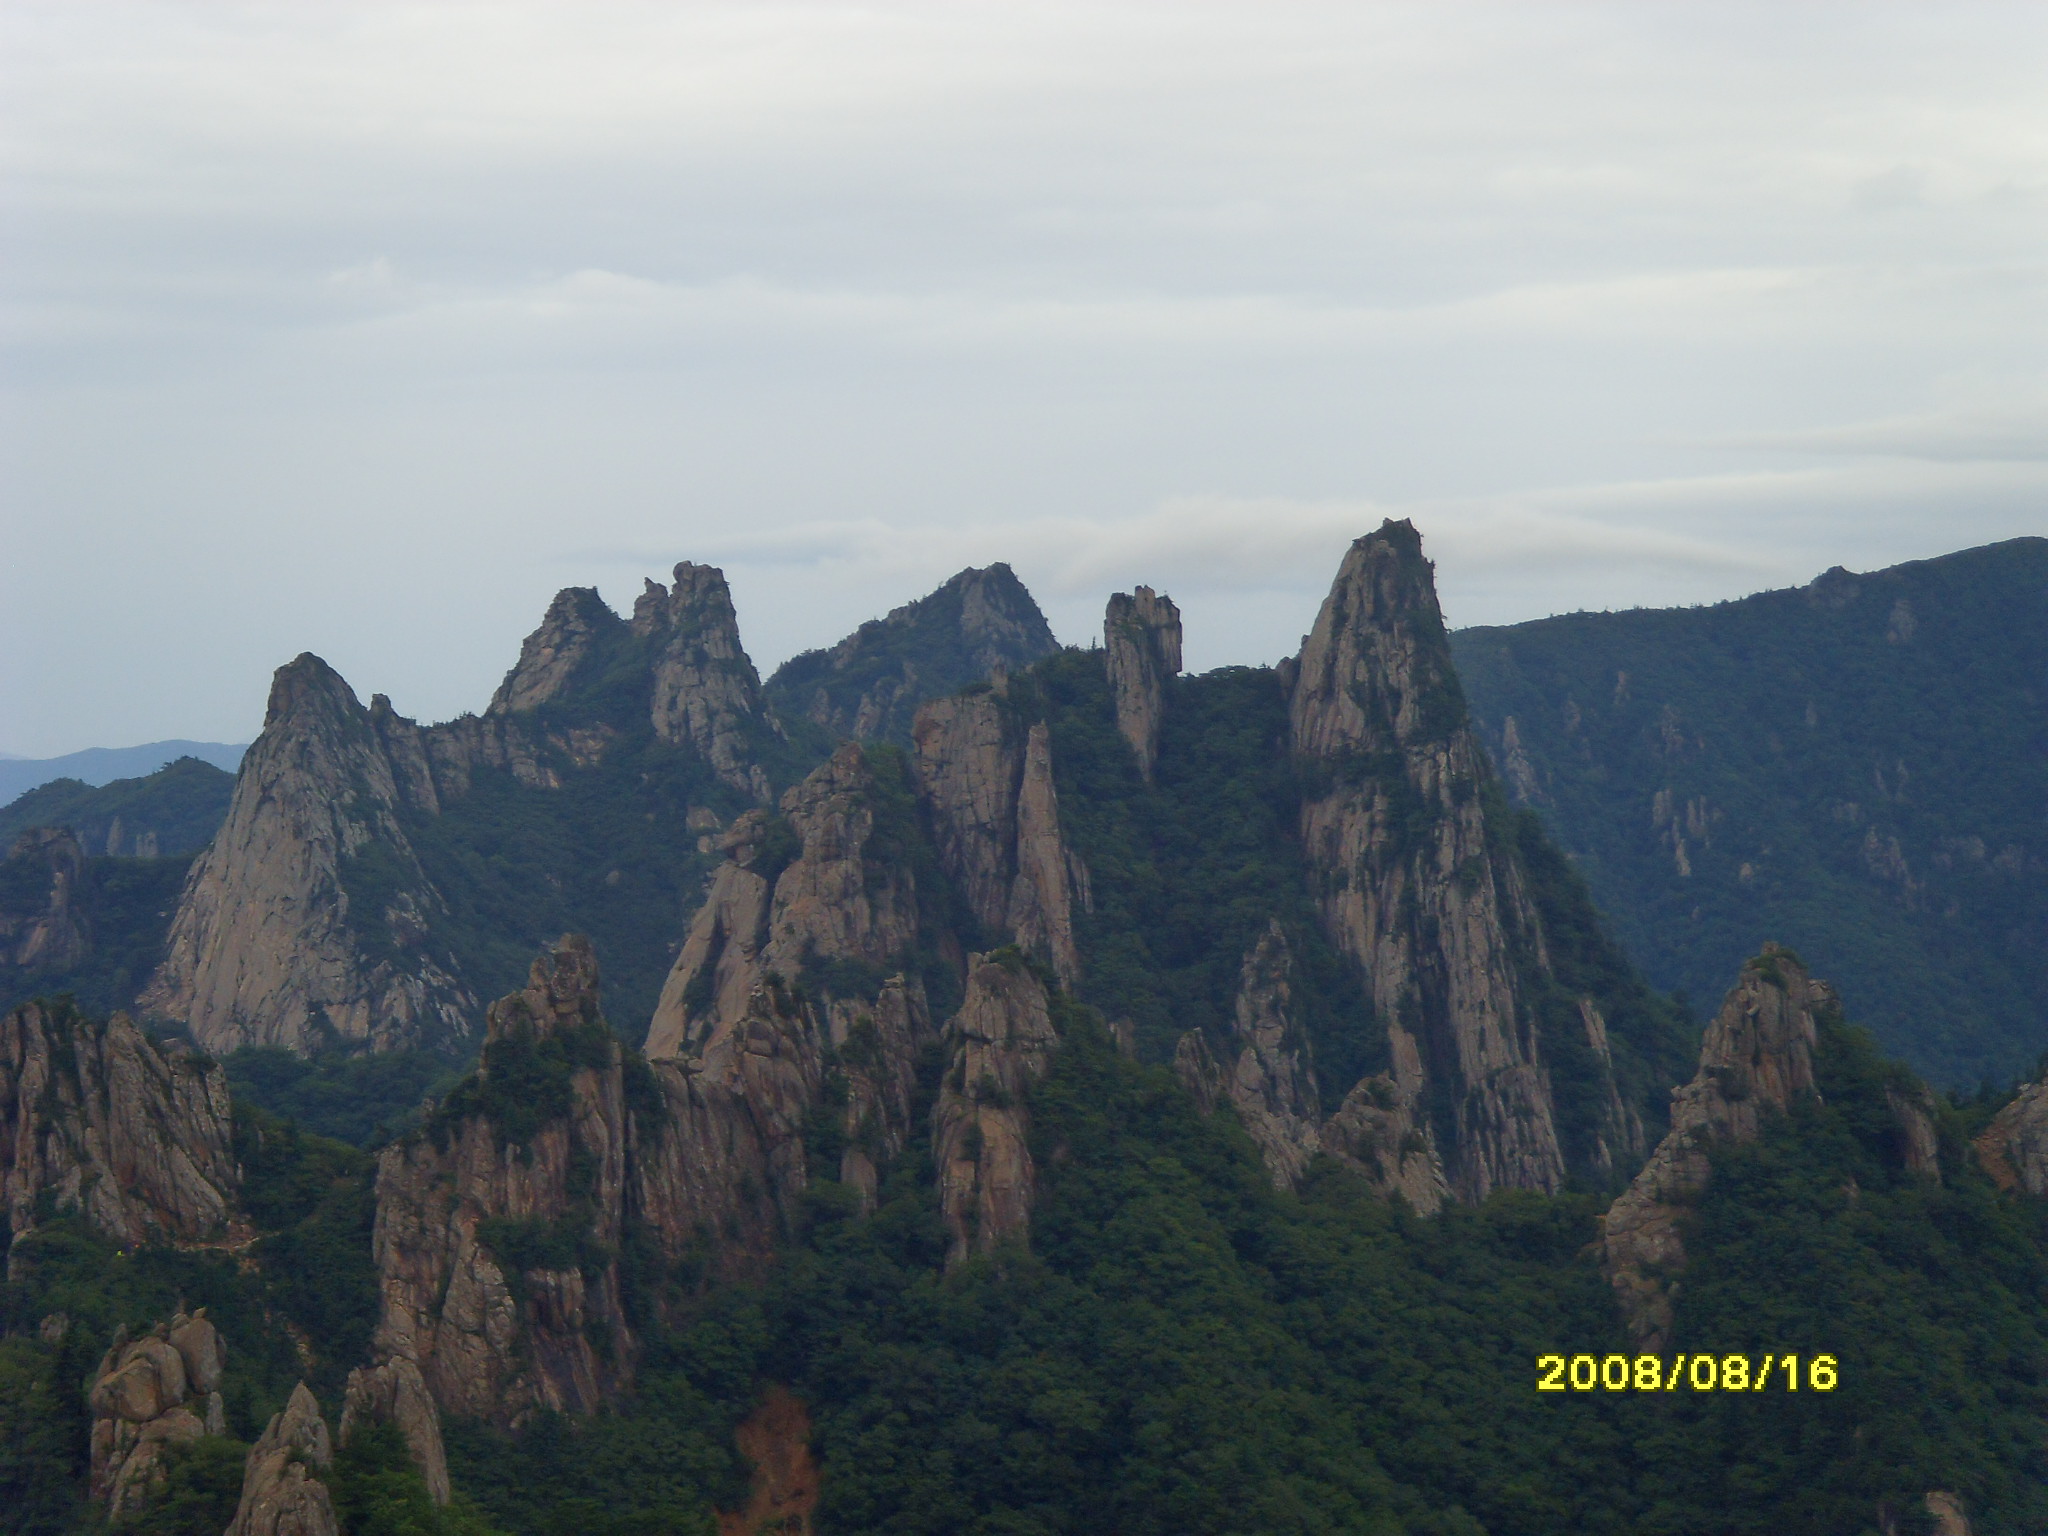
[4,2,2046,757]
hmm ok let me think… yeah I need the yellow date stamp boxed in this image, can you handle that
[1537,1353,1838,1393]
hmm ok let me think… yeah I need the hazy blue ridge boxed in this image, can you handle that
[0,740,246,803]
[1452,535,2048,1090]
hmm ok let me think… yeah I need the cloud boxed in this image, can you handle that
[1714,398,2048,462]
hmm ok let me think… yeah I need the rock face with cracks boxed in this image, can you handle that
[1974,1080,2048,1194]
[910,689,1090,989]
[635,561,776,801]
[341,1356,451,1505]
[1288,520,1646,1200]
[1103,586,1183,784]
[369,936,636,1425]
[0,1000,238,1254]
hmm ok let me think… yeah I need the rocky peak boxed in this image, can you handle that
[763,563,1060,748]
[635,562,772,798]
[911,693,1088,987]
[0,826,90,971]
[140,653,477,1056]
[1288,520,1567,1201]
[1600,945,1825,1349]
[225,1382,340,1536]
[933,953,1059,1266]
[488,586,624,716]
[88,1308,228,1520]
[1103,586,1182,783]
[487,932,605,1047]
[2,1001,239,1255]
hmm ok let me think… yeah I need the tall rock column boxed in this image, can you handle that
[933,954,1059,1266]
[1289,520,1565,1201]
[88,1310,228,1520]
[139,653,476,1055]
[225,1384,340,1536]
[635,562,774,800]
[370,937,635,1424]
[1103,586,1182,783]
[911,691,1088,987]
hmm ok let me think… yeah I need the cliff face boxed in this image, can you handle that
[1600,945,1825,1349]
[0,828,90,971]
[370,937,636,1425]
[764,564,1060,748]
[1103,587,1182,784]
[139,654,478,1055]
[340,1356,451,1506]
[911,691,1088,987]
[933,954,1058,1266]
[645,743,939,1218]
[635,563,775,801]
[1288,520,1576,1201]
[0,1000,238,1253]
[88,1309,227,1520]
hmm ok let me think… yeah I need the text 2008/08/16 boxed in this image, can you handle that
[1537,1354,1839,1393]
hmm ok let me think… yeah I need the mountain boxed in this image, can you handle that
[0,756,236,859]
[0,741,246,804]
[135,563,1060,1059]
[762,563,1060,749]
[6,525,2046,1534]
[1452,536,2048,1090]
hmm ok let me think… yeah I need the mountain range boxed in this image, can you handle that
[1,529,2044,1534]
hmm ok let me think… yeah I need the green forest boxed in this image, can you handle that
[1453,536,2048,1090]
[4,984,2045,1533]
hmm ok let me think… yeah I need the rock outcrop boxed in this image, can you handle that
[933,954,1059,1266]
[340,1356,451,1505]
[1172,922,1322,1189]
[88,1309,227,1520]
[0,827,90,971]
[764,563,1060,748]
[911,690,1089,987]
[1,1000,238,1252]
[1600,946,1825,1349]
[225,1382,340,1536]
[139,654,478,1055]
[1103,586,1182,783]
[1289,520,1593,1201]
[488,586,624,716]
[646,743,940,1217]
[370,936,635,1425]
[1975,1082,2048,1193]
[635,562,774,800]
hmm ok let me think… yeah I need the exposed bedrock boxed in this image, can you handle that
[1103,585,1183,784]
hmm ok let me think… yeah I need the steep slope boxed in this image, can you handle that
[764,564,1060,749]
[0,826,194,1020]
[1453,535,2048,1087]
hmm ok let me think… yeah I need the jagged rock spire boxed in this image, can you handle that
[1289,520,1568,1201]
[1104,586,1182,783]
[635,562,772,799]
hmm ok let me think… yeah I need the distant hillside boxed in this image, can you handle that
[0,738,245,802]
[0,755,236,858]
[1453,536,2048,1089]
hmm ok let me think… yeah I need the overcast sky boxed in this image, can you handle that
[4,2,2046,756]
